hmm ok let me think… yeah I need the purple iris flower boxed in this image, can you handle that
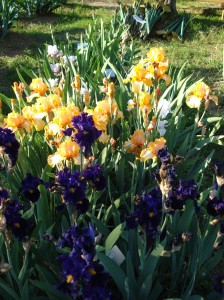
[158,147,171,164]
[0,127,20,167]
[126,188,162,239]
[4,199,32,240]
[56,224,116,299]
[207,197,224,216]
[57,224,96,262]
[72,113,101,155]
[166,180,200,212]
[55,167,88,212]
[83,164,107,191]
[21,173,43,203]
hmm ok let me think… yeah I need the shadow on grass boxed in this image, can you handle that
[66,1,117,10]
[0,25,85,57]
[20,10,92,25]
[187,16,224,40]
[191,16,224,28]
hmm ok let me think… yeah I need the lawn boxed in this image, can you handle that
[0,0,223,99]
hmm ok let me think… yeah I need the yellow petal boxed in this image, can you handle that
[209,95,218,105]
[140,148,154,162]
[160,74,171,86]
[48,153,63,167]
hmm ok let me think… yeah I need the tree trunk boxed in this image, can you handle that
[157,0,178,14]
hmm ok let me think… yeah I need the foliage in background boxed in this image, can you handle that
[13,0,68,16]
[0,0,19,39]
[116,1,190,41]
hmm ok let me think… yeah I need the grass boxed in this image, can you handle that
[0,1,113,96]
[0,0,223,100]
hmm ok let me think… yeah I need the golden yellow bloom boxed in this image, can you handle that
[131,81,142,93]
[147,60,171,86]
[129,64,148,82]
[45,122,61,137]
[124,129,145,155]
[131,129,145,146]
[92,111,109,131]
[140,137,166,162]
[95,99,122,121]
[4,112,32,132]
[22,106,46,131]
[147,47,166,63]
[138,92,152,108]
[47,94,61,108]
[48,140,80,167]
[193,82,210,99]
[148,137,166,156]
[140,148,154,162]
[34,97,52,113]
[29,78,48,96]
[186,82,218,109]
[57,140,80,159]
[52,105,80,128]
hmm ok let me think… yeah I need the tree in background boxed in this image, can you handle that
[156,0,177,14]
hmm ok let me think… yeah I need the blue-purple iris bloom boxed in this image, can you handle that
[0,127,20,167]
[207,197,224,216]
[126,188,162,239]
[57,224,96,262]
[83,164,107,191]
[20,173,43,203]
[55,167,89,212]
[4,199,32,240]
[72,112,102,154]
[57,224,116,299]
[0,188,8,201]
[158,147,171,164]
[166,180,200,212]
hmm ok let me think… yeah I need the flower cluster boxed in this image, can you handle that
[123,129,166,161]
[124,48,171,131]
[0,127,20,167]
[124,47,171,92]
[86,85,123,143]
[126,188,162,240]
[50,164,107,212]
[57,224,115,299]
